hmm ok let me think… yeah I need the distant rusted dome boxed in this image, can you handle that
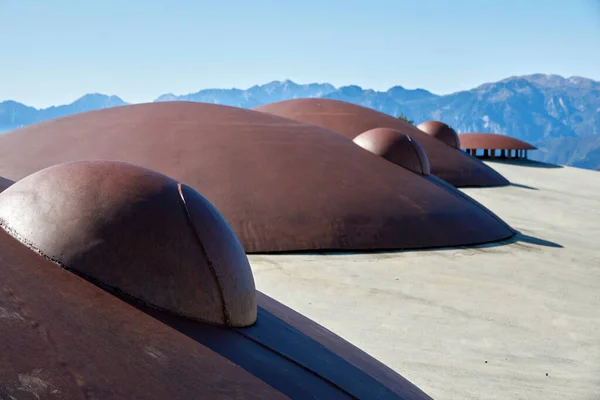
[353,128,431,175]
[255,98,509,187]
[459,133,537,150]
[0,161,256,327]
[0,176,12,192]
[417,121,460,149]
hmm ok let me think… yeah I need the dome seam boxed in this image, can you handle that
[406,137,425,175]
[177,183,232,327]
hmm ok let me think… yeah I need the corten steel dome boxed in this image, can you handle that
[459,133,537,159]
[254,98,509,187]
[353,128,431,175]
[0,161,432,399]
[416,121,460,149]
[0,102,515,253]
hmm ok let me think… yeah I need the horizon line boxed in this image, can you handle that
[1,72,597,110]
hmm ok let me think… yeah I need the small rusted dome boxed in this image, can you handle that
[353,128,431,175]
[0,161,256,327]
[417,121,460,149]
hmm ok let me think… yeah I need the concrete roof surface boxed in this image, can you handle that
[249,160,600,400]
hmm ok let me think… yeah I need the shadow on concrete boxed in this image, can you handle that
[510,182,538,190]
[428,232,563,251]
[299,231,563,256]
[515,232,563,248]
[487,159,563,169]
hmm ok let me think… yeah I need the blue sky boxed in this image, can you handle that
[1,0,599,107]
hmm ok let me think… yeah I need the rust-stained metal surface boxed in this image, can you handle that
[0,162,433,399]
[459,133,538,150]
[0,102,514,252]
[416,121,460,149]
[255,98,509,187]
[353,128,431,175]
[0,161,256,327]
[0,237,431,399]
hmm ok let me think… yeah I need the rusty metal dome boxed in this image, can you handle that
[459,133,537,150]
[0,161,257,327]
[0,102,514,252]
[255,98,509,187]
[353,128,431,175]
[0,161,433,399]
[417,121,460,149]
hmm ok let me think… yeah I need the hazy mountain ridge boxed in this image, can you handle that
[0,93,127,130]
[154,80,336,108]
[1,74,598,169]
[534,135,600,170]
[152,74,599,147]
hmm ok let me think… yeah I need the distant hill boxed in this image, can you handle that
[154,80,336,108]
[1,75,598,170]
[534,135,600,170]
[0,94,127,131]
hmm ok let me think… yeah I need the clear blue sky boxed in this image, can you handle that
[1,0,599,108]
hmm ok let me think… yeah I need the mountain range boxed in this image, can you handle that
[1,74,599,170]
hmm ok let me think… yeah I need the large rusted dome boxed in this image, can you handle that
[255,98,509,187]
[0,162,432,399]
[0,102,514,252]
[417,120,460,149]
